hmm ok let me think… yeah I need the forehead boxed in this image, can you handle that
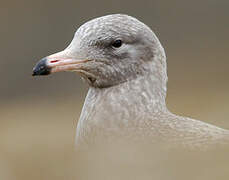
[75,14,146,41]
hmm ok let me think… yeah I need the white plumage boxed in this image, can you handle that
[33,14,229,149]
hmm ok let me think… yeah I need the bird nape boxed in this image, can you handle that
[32,14,229,149]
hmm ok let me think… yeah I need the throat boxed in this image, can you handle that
[79,74,167,124]
[75,74,168,145]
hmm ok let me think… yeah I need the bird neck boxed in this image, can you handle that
[75,69,168,145]
[79,70,168,122]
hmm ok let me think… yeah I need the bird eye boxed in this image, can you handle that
[112,39,122,48]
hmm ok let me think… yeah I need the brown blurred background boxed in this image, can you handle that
[1,0,229,179]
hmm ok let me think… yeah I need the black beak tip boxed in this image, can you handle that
[32,58,51,76]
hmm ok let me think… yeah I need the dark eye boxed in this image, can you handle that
[112,39,122,48]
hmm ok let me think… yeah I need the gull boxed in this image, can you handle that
[32,14,229,149]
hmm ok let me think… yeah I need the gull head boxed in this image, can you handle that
[33,14,166,88]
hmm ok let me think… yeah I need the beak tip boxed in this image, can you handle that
[32,58,51,76]
[32,71,36,76]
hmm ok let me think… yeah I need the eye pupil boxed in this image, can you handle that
[112,40,122,48]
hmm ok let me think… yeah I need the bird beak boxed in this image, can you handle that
[32,50,90,76]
